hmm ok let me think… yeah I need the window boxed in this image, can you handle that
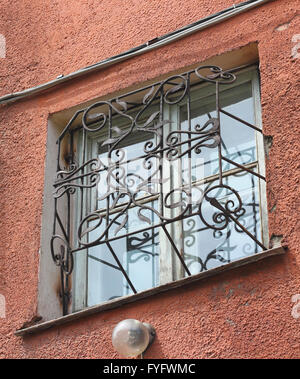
[51,65,268,315]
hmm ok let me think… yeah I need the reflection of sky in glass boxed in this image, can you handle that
[180,81,256,181]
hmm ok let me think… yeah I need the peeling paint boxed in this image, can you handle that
[270,234,284,249]
[263,135,273,158]
[274,14,299,32]
[275,23,290,32]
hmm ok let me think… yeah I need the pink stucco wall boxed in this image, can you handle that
[0,0,299,358]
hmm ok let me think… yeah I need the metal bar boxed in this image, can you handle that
[187,73,192,209]
[55,212,69,249]
[56,140,62,172]
[60,264,67,316]
[80,128,88,309]
[159,88,164,219]
[220,108,262,133]
[227,211,267,251]
[216,81,223,185]
[80,129,86,224]
[251,174,259,254]
[106,108,112,235]
[106,241,137,294]
[65,190,71,304]
[221,155,265,181]
[87,254,121,271]
[52,198,58,237]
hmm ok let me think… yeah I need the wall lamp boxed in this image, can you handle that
[112,319,156,358]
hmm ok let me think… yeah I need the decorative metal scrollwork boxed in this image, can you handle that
[199,185,244,231]
[51,65,266,315]
[195,65,236,84]
[166,118,220,160]
[53,158,102,198]
[50,235,73,275]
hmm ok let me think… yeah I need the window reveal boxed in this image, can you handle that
[51,65,268,315]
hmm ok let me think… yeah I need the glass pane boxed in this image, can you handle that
[183,169,261,274]
[180,81,256,182]
[87,200,159,307]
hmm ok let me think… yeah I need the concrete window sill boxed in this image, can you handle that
[15,244,285,337]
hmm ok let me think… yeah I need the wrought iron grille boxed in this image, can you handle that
[51,65,267,315]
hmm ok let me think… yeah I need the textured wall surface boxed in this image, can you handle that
[0,0,299,358]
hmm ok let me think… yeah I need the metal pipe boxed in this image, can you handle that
[0,0,272,105]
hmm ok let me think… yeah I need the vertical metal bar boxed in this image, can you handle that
[54,137,69,315]
[159,88,164,218]
[60,263,67,315]
[80,128,87,308]
[251,174,259,254]
[63,132,73,310]
[54,139,62,247]
[151,210,156,287]
[224,175,231,263]
[56,139,61,172]
[53,199,57,236]
[216,81,223,185]
[65,192,71,310]
[187,73,192,210]
[55,211,69,241]
[67,186,71,240]
[106,105,112,235]
[80,128,86,222]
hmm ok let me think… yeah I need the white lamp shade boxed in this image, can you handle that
[112,319,150,358]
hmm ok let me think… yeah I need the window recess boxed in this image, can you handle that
[51,65,269,315]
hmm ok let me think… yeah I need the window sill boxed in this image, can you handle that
[15,243,285,337]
